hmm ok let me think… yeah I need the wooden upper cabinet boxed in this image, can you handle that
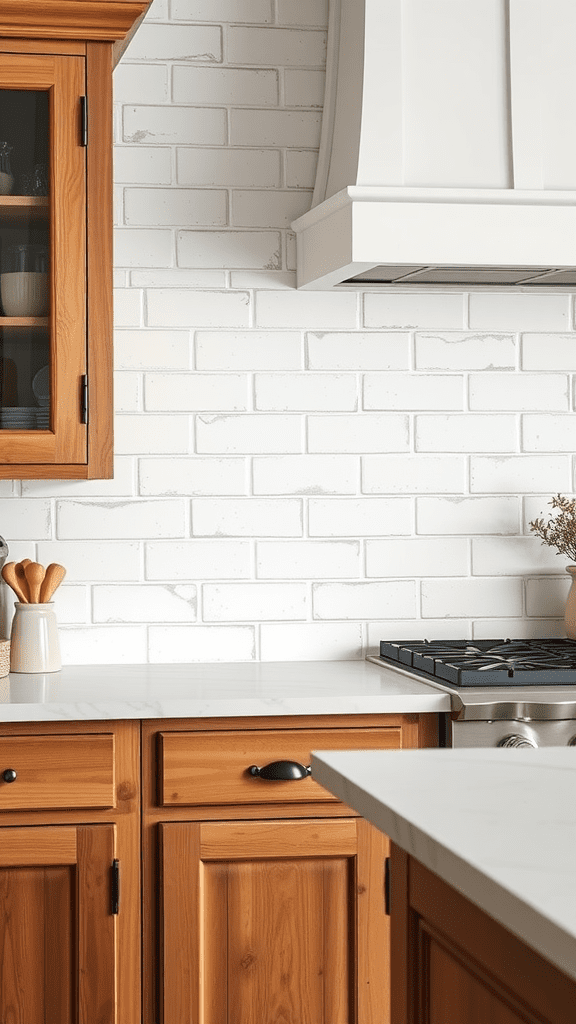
[0,1,151,478]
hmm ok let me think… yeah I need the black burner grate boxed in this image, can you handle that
[379,638,576,686]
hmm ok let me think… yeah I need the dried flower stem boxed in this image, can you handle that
[529,494,576,563]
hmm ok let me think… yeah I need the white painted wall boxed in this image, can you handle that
[0,0,574,663]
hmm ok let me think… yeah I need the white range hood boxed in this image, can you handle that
[291,0,576,289]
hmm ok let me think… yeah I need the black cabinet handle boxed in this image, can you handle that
[2,768,17,783]
[248,760,311,780]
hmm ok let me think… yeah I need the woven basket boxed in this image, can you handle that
[0,638,10,677]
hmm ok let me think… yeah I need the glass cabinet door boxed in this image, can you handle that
[0,54,86,466]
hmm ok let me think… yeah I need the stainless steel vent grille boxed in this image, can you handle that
[343,266,576,286]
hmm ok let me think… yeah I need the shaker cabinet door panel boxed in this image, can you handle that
[0,52,87,466]
[159,816,389,1024]
[0,823,118,1024]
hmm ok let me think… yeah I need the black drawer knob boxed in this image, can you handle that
[248,760,311,781]
[2,768,17,783]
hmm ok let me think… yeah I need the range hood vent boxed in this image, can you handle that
[292,0,576,290]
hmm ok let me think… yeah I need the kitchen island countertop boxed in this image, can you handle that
[0,659,450,722]
[312,746,576,983]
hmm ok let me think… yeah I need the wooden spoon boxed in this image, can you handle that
[24,561,46,604]
[39,563,66,603]
[14,561,30,601]
[1,562,28,603]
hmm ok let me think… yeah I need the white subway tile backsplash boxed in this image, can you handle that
[197,413,302,453]
[115,330,191,370]
[113,146,171,184]
[204,582,307,620]
[471,537,563,576]
[227,27,326,67]
[149,624,256,662]
[57,500,185,540]
[284,70,325,106]
[421,578,523,618]
[147,290,250,329]
[363,373,463,410]
[37,541,141,581]
[252,454,358,494]
[11,6,576,664]
[192,498,302,536]
[145,373,247,411]
[230,110,322,148]
[178,148,280,188]
[307,332,410,370]
[260,621,362,661]
[140,457,247,496]
[308,497,412,537]
[468,292,570,331]
[114,228,173,268]
[366,538,469,578]
[415,414,516,453]
[122,23,222,62]
[0,499,52,540]
[470,456,571,493]
[362,455,465,494]
[59,626,148,664]
[173,66,278,106]
[255,373,357,411]
[123,105,227,146]
[177,230,281,270]
[364,292,465,330]
[171,0,272,22]
[113,63,169,104]
[124,188,227,227]
[308,414,409,453]
[196,331,303,370]
[256,540,360,578]
[521,333,576,371]
[469,373,569,411]
[231,190,313,229]
[522,415,576,452]
[416,496,520,535]
[313,581,417,619]
[115,414,190,455]
[526,576,571,618]
[415,332,516,370]
[146,540,251,580]
[93,584,196,622]
[256,291,357,330]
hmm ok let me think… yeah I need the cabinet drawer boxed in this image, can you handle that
[0,733,115,811]
[159,727,402,807]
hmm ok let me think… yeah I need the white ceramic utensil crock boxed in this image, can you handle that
[10,601,61,673]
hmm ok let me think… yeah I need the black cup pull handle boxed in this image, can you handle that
[2,768,17,783]
[248,760,311,781]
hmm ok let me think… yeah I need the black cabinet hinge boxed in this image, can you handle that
[384,856,391,916]
[111,858,120,915]
[80,96,88,147]
[81,374,88,425]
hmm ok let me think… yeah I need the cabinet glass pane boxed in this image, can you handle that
[0,90,50,431]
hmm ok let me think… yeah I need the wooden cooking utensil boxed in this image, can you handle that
[1,562,28,603]
[39,563,66,603]
[24,561,45,603]
[14,561,30,602]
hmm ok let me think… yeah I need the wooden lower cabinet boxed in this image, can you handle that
[391,844,576,1024]
[160,816,388,1024]
[0,720,140,1024]
[144,712,438,1024]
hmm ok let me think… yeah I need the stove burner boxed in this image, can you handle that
[379,638,576,686]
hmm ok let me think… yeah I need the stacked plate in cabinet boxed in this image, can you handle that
[0,406,37,428]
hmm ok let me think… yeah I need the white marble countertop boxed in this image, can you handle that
[312,747,576,982]
[0,660,450,722]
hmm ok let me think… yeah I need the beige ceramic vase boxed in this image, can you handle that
[565,566,576,640]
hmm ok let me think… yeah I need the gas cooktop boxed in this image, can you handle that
[379,638,576,687]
